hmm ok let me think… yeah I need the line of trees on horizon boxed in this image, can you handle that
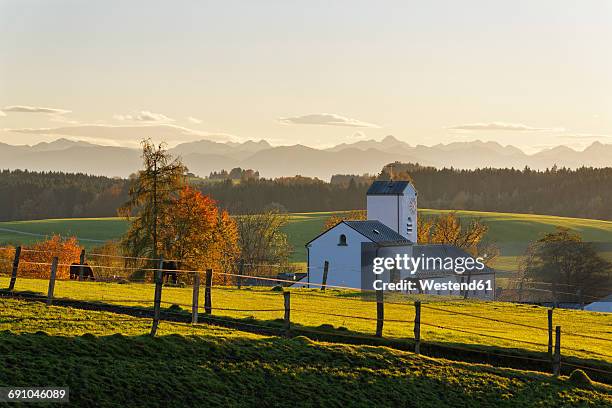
[1,163,612,221]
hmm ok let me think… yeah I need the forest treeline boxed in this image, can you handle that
[196,165,612,220]
[1,165,612,221]
[0,170,129,221]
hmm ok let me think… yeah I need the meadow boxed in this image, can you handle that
[1,275,610,374]
[2,209,612,273]
[0,297,610,407]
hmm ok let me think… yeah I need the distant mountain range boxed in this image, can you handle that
[1,136,611,179]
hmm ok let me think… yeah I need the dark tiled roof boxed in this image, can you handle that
[366,180,411,195]
[343,220,411,245]
[409,244,494,277]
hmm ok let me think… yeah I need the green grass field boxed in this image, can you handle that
[0,210,612,271]
[1,276,610,372]
[0,297,610,407]
[2,210,612,273]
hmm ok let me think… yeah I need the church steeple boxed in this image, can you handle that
[366,180,417,243]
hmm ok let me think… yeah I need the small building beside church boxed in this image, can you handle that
[584,294,612,313]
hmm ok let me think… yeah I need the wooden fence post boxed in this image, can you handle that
[553,325,561,376]
[192,272,200,324]
[321,261,329,291]
[463,271,472,300]
[237,259,244,289]
[204,269,213,314]
[8,246,21,291]
[78,249,86,281]
[375,289,384,337]
[283,291,291,333]
[547,309,553,358]
[46,257,58,306]
[150,257,164,336]
[414,300,421,354]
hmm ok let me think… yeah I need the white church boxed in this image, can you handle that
[304,180,495,299]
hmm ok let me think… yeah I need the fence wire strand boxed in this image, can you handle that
[2,250,611,380]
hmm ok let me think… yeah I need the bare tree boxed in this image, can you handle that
[235,210,292,276]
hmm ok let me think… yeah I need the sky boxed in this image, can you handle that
[1,0,611,152]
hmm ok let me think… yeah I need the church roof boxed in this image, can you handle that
[366,180,411,195]
[305,220,411,246]
[343,220,411,245]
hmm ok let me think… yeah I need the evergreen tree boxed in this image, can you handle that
[118,139,187,260]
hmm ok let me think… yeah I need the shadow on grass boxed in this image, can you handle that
[2,288,611,385]
[0,330,610,408]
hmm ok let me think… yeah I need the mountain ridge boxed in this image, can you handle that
[0,137,610,179]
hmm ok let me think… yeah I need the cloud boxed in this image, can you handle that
[279,113,380,128]
[447,122,563,132]
[6,124,236,146]
[187,116,203,124]
[49,115,80,125]
[114,110,174,122]
[2,105,71,114]
[0,111,5,117]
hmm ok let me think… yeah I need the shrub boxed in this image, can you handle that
[20,236,81,279]
[0,246,15,275]
[88,241,128,281]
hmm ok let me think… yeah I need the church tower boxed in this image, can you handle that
[366,180,417,243]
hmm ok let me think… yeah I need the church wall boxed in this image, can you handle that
[367,195,400,232]
[307,223,366,289]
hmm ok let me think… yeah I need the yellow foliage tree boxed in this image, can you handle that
[418,212,497,262]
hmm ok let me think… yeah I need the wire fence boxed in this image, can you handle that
[0,248,611,383]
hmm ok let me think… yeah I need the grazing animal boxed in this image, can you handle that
[162,260,178,285]
[69,262,95,281]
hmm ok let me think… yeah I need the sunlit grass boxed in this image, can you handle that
[1,276,610,367]
[0,298,611,407]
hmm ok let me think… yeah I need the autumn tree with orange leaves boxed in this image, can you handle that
[161,187,240,284]
[119,141,240,283]
[19,236,82,279]
[0,246,15,275]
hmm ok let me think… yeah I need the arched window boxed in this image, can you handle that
[407,217,413,235]
[338,234,347,246]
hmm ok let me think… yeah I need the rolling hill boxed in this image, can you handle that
[1,210,612,273]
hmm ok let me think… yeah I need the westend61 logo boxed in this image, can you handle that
[371,254,492,292]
